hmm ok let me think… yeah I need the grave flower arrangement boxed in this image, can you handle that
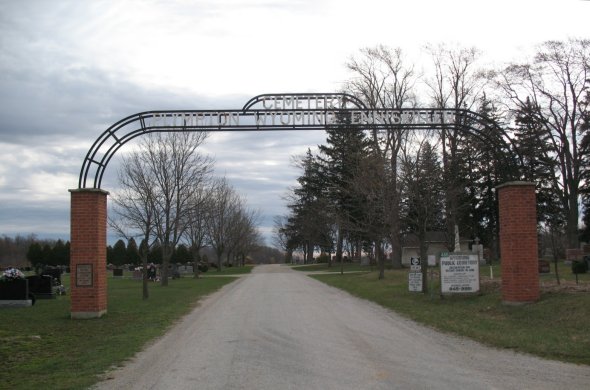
[1,267,25,282]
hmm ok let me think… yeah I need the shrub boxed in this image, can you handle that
[572,260,588,274]
[316,253,329,263]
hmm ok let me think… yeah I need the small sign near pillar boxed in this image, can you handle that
[76,264,93,287]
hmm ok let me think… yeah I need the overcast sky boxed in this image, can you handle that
[0,0,588,246]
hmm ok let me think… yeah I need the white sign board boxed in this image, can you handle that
[428,255,436,266]
[408,272,423,292]
[440,253,480,294]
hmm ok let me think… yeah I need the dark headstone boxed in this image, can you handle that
[26,275,55,299]
[41,267,62,284]
[0,278,29,300]
[113,268,124,278]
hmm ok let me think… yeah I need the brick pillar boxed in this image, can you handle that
[497,181,540,304]
[69,189,109,319]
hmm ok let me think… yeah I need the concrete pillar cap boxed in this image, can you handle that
[495,181,535,190]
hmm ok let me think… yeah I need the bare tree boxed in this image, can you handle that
[113,132,212,286]
[110,152,157,299]
[206,178,241,270]
[346,45,418,268]
[231,207,263,266]
[494,39,590,248]
[148,132,212,285]
[184,182,214,278]
[425,44,486,250]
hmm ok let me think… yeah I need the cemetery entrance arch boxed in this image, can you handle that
[70,93,537,319]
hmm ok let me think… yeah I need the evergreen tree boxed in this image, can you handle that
[513,97,564,228]
[466,95,511,260]
[400,141,445,292]
[126,238,141,265]
[52,239,68,266]
[26,242,44,269]
[173,244,191,263]
[288,149,332,263]
[42,243,53,266]
[317,119,371,264]
[112,239,128,267]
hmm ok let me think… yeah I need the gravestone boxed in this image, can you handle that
[42,267,62,284]
[538,259,551,274]
[113,268,124,278]
[132,269,143,280]
[26,275,55,299]
[0,278,32,307]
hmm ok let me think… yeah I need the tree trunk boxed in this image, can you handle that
[377,241,385,280]
[336,226,344,263]
[160,245,171,286]
[419,236,428,294]
[390,159,402,269]
[306,242,314,264]
[141,253,149,300]
[567,190,580,249]
[192,251,201,279]
[216,249,222,272]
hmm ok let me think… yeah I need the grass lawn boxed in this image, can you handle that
[0,275,237,390]
[312,264,590,365]
[205,265,254,275]
[290,262,373,273]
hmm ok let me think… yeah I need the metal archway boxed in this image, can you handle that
[78,93,521,189]
[69,93,532,319]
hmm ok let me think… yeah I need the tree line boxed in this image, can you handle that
[106,238,284,267]
[275,39,589,289]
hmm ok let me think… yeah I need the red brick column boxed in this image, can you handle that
[69,189,109,319]
[497,182,540,304]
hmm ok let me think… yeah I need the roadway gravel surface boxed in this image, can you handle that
[93,264,590,390]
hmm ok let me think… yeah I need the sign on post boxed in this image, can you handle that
[408,272,423,292]
[408,257,422,292]
[440,253,480,294]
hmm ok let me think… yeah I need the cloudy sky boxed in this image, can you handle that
[0,0,588,245]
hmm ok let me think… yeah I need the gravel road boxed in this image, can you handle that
[93,264,590,390]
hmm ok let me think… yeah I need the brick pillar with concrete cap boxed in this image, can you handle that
[496,181,540,304]
[69,188,109,319]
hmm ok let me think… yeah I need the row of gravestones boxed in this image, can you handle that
[115,265,199,281]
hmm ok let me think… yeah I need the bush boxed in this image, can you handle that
[572,260,588,274]
[316,253,330,263]
[197,262,208,273]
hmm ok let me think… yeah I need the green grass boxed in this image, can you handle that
[482,260,590,283]
[0,275,237,390]
[205,265,254,275]
[291,262,373,273]
[312,267,590,365]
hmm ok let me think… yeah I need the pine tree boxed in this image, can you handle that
[288,149,332,264]
[112,239,127,267]
[317,120,371,264]
[513,97,564,229]
[126,238,140,265]
[400,141,444,292]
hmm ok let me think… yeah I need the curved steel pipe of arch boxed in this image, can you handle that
[79,93,369,189]
[78,94,523,189]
